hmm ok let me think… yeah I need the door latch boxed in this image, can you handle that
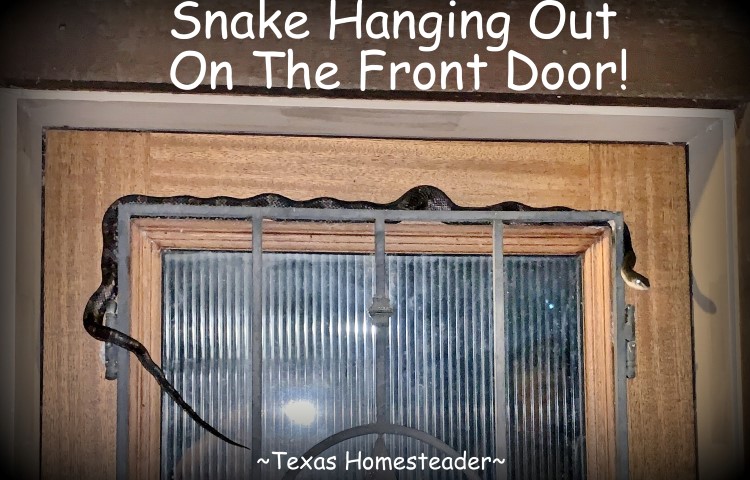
[624,304,636,379]
[103,299,119,380]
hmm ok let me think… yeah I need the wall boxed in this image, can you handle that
[738,104,750,467]
[0,0,748,104]
[0,93,744,478]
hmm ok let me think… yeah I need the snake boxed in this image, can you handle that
[83,185,650,451]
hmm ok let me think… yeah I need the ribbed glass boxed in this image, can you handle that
[160,251,585,480]
[260,253,377,480]
[505,256,586,480]
[386,254,496,480]
[161,251,254,480]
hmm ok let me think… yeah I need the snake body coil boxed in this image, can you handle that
[84,186,649,450]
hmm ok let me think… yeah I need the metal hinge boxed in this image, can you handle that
[624,304,637,379]
[103,299,119,380]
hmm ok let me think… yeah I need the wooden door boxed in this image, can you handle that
[42,131,692,479]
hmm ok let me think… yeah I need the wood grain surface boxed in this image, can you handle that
[582,229,616,480]
[42,131,691,479]
[128,218,607,255]
[589,144,693,479]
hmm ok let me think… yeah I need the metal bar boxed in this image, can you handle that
[612,218,630,480]
[372,217,391,425]
[624,305,637,379]
[374,217,386,299]
[118,202,619,224]
[115,206,131,480]
[103,299,119,380]
[492,221,509,480]
[250,216,264,476]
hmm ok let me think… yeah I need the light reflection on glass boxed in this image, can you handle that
[282,400,318,427]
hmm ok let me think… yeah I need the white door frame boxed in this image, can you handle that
[0,89,742,478]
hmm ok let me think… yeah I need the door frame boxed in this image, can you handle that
[0,89,742,478]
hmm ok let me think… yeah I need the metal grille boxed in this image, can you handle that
[110,194,629,480]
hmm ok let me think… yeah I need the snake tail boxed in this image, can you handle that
[86,320,249,450]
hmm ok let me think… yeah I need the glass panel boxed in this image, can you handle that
[161,251,254,480]
[160,251,585,480]
[506,256,586,480]
[387,254,496,480]
[162,251,377,480]
[261,252,377,479]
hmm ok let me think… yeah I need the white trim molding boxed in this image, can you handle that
[0,89,742,478]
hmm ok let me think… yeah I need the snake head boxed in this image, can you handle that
[628,274,651,291]
[621,250,651,291]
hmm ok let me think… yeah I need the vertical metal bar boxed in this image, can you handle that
[251,216,264,477]
[115,207,131,480]
[373,217,390,425]
[493,221,509,480]
[613,219,630,480]
[374,217,386,299]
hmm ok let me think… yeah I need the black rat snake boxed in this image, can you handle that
[83,186,649,451]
